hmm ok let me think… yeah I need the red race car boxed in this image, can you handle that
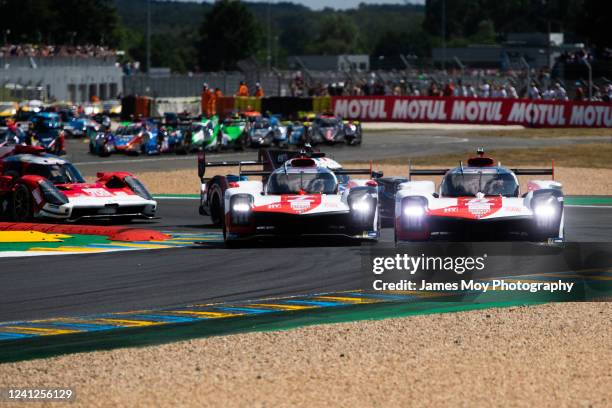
[0,145,157,222]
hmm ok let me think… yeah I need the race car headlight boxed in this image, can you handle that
[38,180,68,205]
[351,200,371,213]
[534,203,556,218]
[401,197,428,229]
[124,176,153,200]
[532,194,562,230]
[230,194,253,225]
[403,204,425,217]
[348,189,377,226]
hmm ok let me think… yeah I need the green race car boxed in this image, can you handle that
[218,117,247,150]
[189,115,221,151]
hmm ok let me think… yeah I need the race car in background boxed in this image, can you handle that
[0,120,28,147]
[380,149,564,243]
[63,117,100,138]
[246,116,289,148]
[218,116,247,150]
[29,112,65,155]
[91,122,159,156]
[187,115,220,151]
[198,148,382,244]
[0,102,18,118]
[305,114,362,146]
[0,145,156,222]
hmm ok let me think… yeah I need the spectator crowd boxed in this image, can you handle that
[0,43,117,58]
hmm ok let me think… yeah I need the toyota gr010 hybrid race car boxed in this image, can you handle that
[0,145,157,222]
[378,149,564,243]
[197,148,382,244]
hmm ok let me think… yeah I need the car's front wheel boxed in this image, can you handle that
[10,184,32,221]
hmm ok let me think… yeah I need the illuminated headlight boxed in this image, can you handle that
[532,195,562,230]
[534,204,556,218]
[230,194,253,225]
[232,203,251,212]
[351,201,370,212]
[403,205,425,217]
[400,197,428,229]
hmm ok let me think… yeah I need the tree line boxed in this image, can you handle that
[0,0,609,72]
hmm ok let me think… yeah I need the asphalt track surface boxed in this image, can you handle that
[66,130,612,177]
[1,130,611,323]
[1,198,611,323]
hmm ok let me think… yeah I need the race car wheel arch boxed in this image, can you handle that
[10,184,33,221]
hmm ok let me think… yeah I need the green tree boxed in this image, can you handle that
[470,19,496,44]
[198,0,262,70]
[308,14,360,54]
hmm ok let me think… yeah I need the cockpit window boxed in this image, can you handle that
[316,118,338,127]
[441,172,519,197]
[24,162,85,184]
[267,170,337,194]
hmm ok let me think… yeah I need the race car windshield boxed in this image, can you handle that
[254,120,270,129]
[317,118,338,127]
[25,163,86,184]
[267,171,337,194]
[441,172,518,197]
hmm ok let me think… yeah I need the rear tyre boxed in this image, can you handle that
[210,193,223,226]
[10,184,32,221]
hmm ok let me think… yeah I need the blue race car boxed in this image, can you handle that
[29,112,65,155]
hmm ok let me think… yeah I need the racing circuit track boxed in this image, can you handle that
[1,199,611,323]
[1,129,612,323]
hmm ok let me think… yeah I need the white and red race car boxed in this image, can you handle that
[0,145,157,222]
[382,149,564,243]
[198,149,381,244]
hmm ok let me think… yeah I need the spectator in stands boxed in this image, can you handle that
[553,82,568,101]
[443,81,455,97]
[236,81,249,97]
[528,83,541,99]
[479,82,491,98]
[466,84,477,98]
[574,86,584,101]
[254,82,264,98]
[506,84,518,99]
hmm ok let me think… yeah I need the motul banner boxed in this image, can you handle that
[332,96,612,128]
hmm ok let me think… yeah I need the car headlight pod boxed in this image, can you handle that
[532,193,562,229]
[400,196,428,229]
[230,194,253,225]
[125,176,153,200]
[38,179,69,205]
[348,187,377,226]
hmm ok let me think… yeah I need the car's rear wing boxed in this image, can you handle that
[406,160,555,180]
[335,169,384,179]
[198,148,383,180]
[197,151,263,179]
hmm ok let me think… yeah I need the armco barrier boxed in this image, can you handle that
[331,96,612,128]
